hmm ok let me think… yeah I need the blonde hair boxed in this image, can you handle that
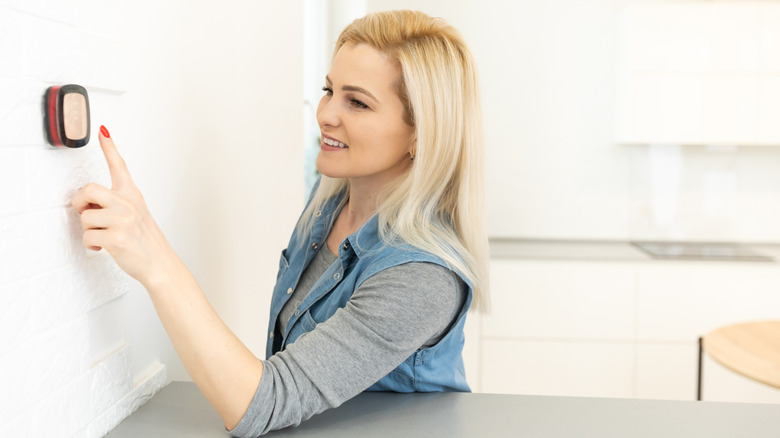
[301,10,489,312]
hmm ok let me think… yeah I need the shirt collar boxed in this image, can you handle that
[315,191,384,259]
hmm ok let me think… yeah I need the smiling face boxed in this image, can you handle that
[316,43,415,192]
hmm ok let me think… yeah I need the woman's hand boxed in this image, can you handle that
[71,126,175,285]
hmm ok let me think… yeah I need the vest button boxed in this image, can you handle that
[342,243,349,251]
[286,287,293,295]
[312,242,319,250]
[315,210,322,217]
[334,272,341,280]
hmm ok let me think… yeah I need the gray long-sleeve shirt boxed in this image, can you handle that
[229,247,467,437]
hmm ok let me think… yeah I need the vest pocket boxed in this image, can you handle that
[284,309,319,347]
[276,249,290,282]
[299,309,318,332]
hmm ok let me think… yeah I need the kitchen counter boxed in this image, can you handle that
[489,238,780,263]
[108,382,780,437]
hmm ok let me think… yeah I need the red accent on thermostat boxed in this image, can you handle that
[47,86,63,147]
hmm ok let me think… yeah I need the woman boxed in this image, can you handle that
[73,9,488,436]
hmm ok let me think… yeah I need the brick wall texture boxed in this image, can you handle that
[0,2,167,436]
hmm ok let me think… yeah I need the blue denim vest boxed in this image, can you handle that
[265,186,473,393]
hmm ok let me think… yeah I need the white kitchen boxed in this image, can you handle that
[1,0,780,436]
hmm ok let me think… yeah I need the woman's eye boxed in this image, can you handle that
[350,99,369,110]
[322,86,368,110]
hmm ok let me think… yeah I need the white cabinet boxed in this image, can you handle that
[616,3,780,145]
[481,339,635,398]
[636,263,780,342]
[702,354,780,403]
[468,255,780,403]
[484,260,636,340]
[635,343,698,401]
[474,260,639,398]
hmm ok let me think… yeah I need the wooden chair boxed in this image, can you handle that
[697,320,780,400]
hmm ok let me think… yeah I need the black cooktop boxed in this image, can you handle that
[631,241,774,262]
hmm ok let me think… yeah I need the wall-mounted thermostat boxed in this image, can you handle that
[43,84,91,148]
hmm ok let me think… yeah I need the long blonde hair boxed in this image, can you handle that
[301,10,489,311]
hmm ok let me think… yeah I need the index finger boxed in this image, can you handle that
[98,125,132,189]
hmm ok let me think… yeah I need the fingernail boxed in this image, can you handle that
[100,125,111,138]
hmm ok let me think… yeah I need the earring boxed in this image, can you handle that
[410,150,415,161]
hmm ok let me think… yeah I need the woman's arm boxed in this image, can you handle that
[71,128,261,429]
[231,262,466,436]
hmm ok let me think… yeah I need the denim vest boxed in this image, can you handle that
[265,188,473,393]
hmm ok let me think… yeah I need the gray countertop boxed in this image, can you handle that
[108,382,780,437]
[489,238,780,263]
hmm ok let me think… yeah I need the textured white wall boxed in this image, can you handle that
[0,1,168,435]
[0,0,303,435]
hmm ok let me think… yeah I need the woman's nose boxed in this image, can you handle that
[316,95,341,128]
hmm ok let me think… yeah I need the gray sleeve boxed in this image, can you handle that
[228,262,467,437]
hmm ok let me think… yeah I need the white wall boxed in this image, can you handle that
[0,1,168,435]
[364,0,632,240]
[0,0,303,435]
[365,0,780,242]
[173,1,304,375]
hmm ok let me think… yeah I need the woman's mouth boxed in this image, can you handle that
[323,137,349,148]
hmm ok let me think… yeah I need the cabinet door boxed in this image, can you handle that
[701,354,780,403]
[484,260,637,340]
[479,260,638,398]
[636,343,699,401]
[637,263,780,342]
[481,339,635,398]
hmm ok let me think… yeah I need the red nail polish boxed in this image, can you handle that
[100,125,111,138]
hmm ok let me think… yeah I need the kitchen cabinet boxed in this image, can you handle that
[466,241,780,403]
[616,3,780,145]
